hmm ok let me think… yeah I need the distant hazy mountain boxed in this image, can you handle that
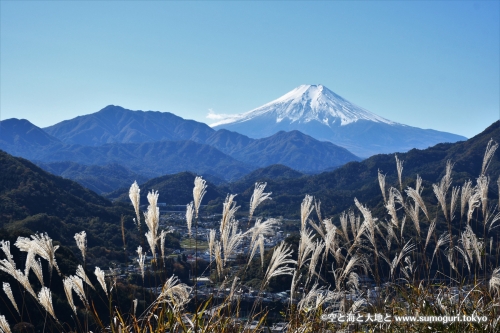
[211,84,467,157]
[43,105,214,146]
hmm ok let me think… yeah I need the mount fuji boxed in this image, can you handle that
[210,85,466,157]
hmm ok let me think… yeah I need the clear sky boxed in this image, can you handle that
[1,1,498,138]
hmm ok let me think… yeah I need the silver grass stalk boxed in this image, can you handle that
[386,188,399,228]
[400,215,407,241]
[37,286,57,321]
[489,267,500,296]
[15,233,61,275]
[223,220,244,266]
[70,275,89,307]
[300,195,314,232]
[133,299,138,316]
[76,265,95,290]
[395,154,404,191]
[137,246,145,280]
[431,232,450,267]
[297,229,315,269]
[467,186,482,224]
[129,181,141,229]
[406,186,429,220]
[263,242,296,286]
[424,218,437,252]
[144,191,160,257]
[159,229,172,261]
[0,315,11,333]
[156,275,192,310]
[461,180,473,219]
[334,254,368,290]
[245,218,280,264]
[307,240,325,284]
[378,169,387,204]
[314,199,322,224]
[208,229,216,264]
[3,283,19,315]
[308,219,325,238]
[462,224,483,269]
[455,246,471,274]
[63,277,77,314]
[220,194,240,244]
[145,231,157,259]
[488,211,500,232]
[481,139,498,175]
[354,198,379,255]
[74,231,86,262]
[31,258,44,286]
[186,201,194,238]
[258,234,265,267]
[450,186,460,222]
[389,240,415,279]
[249,182,271,221]
[193,176,207,218]
[477,175,490,220]
[214,241,223,277]
[339,212,350,243]
[94,266,108,296]
[433,183,448,221]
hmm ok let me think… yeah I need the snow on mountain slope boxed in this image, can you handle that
[211,84,466,157]
[210,84,395,127]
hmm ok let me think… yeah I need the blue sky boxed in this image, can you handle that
[1,1,498,138]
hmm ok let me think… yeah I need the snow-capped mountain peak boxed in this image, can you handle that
[210,84,395,127]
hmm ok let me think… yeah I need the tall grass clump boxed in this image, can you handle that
[1,141,500,332]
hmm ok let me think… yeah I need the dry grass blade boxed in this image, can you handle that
[424,218,437,252]
[156,276,192,310]
[477,175,490,220]
[450,186,460,222]
[461,180,473,219]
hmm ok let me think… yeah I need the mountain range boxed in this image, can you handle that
[1,105,361,188]
[211,84,466,157]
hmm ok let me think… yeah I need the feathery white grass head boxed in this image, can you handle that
[157,275,192,310]
[461,180,473,219]
[38,286,57,321]
[15,233,60,276]
[263,242,296,287]
[137,246,146,281]
[249,182,271,221]
[94,266,108,296]
[406,186,429,220]
[74,231,86,262]
[482,139,498,176]
[193,176,207,218]
[76,265,95,290]
[70,275,89,307]
[300,195,314,232]
[186,201,194,237]
[63,277,77,314]
[159,228,172,261]
[467,185,482,224]
[0,315,11,333]
[144,190,160,257]
[477,175,490,221]
[129,181,141,228]
[3,283,19,315]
